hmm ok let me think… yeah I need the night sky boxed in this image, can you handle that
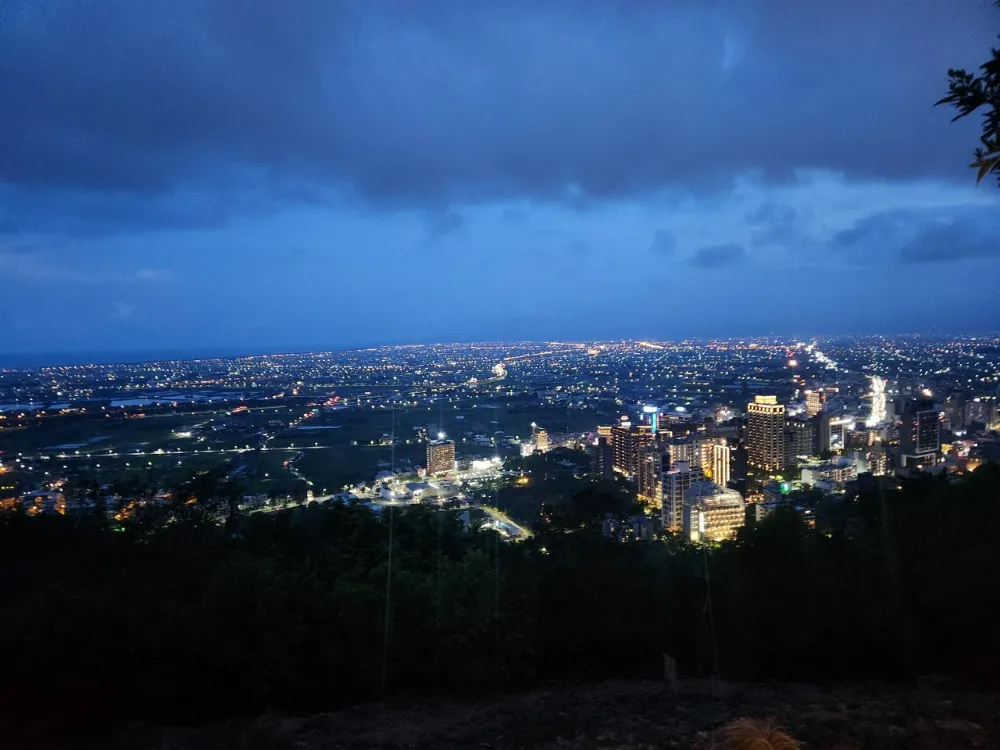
[3,0,999,354]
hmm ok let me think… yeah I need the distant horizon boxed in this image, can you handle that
[3,331,998,369]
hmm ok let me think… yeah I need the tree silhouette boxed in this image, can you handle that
[937,2,1000,185]
[3,465,1000,733]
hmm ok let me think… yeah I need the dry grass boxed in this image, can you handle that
[714,718,800,750]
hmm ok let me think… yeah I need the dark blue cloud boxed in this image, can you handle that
[831,213,906,251]
[747,201,799,247]
[3,0,997,233]
[690,243,746,268]
[649,229,676,256]
[899,222,1000,264]
[827,207,1000,265]
[747,201,793,227]
[423,210,466,239]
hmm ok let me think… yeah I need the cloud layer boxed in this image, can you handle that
[5,0,997,220]
[2,0,999,351]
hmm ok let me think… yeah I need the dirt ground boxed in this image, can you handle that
[150,679,998,749]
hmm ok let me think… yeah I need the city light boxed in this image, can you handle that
[0,337,990,529]
[868,376,887,427]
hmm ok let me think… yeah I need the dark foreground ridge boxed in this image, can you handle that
[148,680,997,749]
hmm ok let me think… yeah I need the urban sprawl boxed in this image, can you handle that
[2,336,998,541]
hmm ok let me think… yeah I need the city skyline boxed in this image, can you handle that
[4,1,1000,353]
[4,330,1000,367]
[4,330,1000,369]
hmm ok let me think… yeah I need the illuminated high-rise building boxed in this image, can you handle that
[611,423,654,479]
[946,394,968,430]
[846,423,878,452]
[592,436,614,480]
[597,425,614,446]
[805,389,825,417]
[711,441,731,488]
[667,437,697,468]
[830,417,851,452]
[661,460,703,532]
[816,412,851,454]
[869,442,888,476]
[535,428,550,453]
[697,438,716,475]
[866,376,887,427]
[682,481,745,543]
[426,439,456,475]
[611,425,631,475]
[900,399,940,467]
[637,447,666,507]
[964,397,995,426]
[747,395,785,472]
[783,415,816,467]
[642,405,660,435]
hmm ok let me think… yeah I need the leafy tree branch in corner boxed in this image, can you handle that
[937,1,1000,185]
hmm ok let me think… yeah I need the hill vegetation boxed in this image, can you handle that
[2,465,1000,740]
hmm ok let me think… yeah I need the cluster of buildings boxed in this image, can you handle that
[0,490,68,516]
[7,338,1000,531]
[592,411,746,544]
[744,386,953,480]
[588,367,992,544]
[425,422,556,480]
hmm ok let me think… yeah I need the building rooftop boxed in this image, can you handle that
[685,480,743,506]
